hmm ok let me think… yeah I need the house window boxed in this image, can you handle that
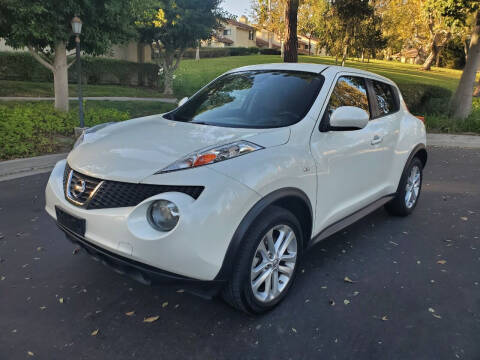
[305,44,309,50]
[223,29,232,36]
[248,30,254,40]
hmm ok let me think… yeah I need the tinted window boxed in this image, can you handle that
[372,81,397,116]
[327,76,370,117]
[165,70,324,128]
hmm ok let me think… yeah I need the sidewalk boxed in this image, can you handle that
[0,133,479,182]
[0,96,178,103]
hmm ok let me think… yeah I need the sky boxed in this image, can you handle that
[222,0,252,18]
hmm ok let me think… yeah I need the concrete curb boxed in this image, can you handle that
[1,133,479,182]
[427,133,480,149]
[0,96,178,104]
[0,153,67,182]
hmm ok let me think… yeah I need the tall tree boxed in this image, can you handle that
[283,0,300,62]
[0,0,144,111]
[138,0,224,95]
[333,0,373,66]
[451,10,480,118]
[298,0,324,55]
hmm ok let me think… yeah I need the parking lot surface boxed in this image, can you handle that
[0,147,479,359]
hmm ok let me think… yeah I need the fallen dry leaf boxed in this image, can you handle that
[344,276,355,283]
[292,328,297,333]
[428,307,435,313]
[460,217,468,221]
[91,329,99,336]
[27,351,34,356]
[329,299,336,306]
[59,298,64,304]
[432,313,442,319]
[176,289,184,293]
[162,302,168,308]
[39,306,47,311]
[72,247,81,255]
[353,291,360,296]
[143,315,159,323]
[1,276,5,281]
[344,299,350,305]
[37,247,43,252]
[381,316,388,321]
[437,260,447,265]
[125,311,135,316]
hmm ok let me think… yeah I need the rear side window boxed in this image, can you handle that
[327,76,370,117]
[372,81,398,116]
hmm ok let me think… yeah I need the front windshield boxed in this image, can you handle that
[164,70,324,128]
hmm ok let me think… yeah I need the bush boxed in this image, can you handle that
[398,84,452,115]
[182,47,259,59]
[425,98,480,134]
[259,48,281,55]
[0,52,160,87]
[0,102,129,160]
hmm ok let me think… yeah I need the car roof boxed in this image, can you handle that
[226,63,396,86]
[227,63,328,74]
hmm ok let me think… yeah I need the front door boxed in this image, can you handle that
[310,75,389,235]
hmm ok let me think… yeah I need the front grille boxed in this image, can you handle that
[63,164,204,209]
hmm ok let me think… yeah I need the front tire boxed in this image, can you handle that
[222,206,303,314]
[385,157,423,216]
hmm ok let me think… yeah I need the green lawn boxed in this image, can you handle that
[173,55,463,97]
[0,80,170,98]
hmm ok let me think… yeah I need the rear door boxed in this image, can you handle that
[366,79,402,193]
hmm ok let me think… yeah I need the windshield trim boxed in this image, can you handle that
[164,70,325,129]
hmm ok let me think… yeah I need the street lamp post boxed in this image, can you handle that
[71,16,84,130]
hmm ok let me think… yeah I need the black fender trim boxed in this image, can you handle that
[214,187,313,281]
[395,143,427,193]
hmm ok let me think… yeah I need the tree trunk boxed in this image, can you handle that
[450,11,480,119]
[341,44,348,66]
[422,46,438,71]
[308,37,311,56]
[435,48,442,67]
[283,0,299,63]
[53,42,69,112]
[195,45,200,61]
[361,49,365,62]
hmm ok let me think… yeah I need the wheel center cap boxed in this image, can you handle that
[272,258,280,269]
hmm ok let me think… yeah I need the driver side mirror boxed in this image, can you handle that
[178,97,189,107]
[329,106,369,130]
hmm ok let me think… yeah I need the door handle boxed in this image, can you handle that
[371,135,383,145]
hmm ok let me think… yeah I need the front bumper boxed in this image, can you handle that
[46,159,261,281]
[58,222,225,297]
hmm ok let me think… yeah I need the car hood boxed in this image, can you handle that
[67,114,291,183]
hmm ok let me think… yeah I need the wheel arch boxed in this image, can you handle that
[214,187,313,281]
[395,143,427,192]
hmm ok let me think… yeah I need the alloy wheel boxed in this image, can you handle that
[250,225,298,303]
[405,165,421,209]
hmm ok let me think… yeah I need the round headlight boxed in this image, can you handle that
[147,200,179,232]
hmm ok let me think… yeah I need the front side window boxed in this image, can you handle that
[223,29,232,36]
[165,70,324,128]
[327,76,370,117]
[249,30,254,40]
[372,81,397,116]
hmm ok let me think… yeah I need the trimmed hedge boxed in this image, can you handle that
[259,48,281,55]
[0,102,130,160]
[0,52,160,87]
[183,47,259,59]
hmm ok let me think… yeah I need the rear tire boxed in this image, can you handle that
[222,206,303,314]
[385,157,423,216]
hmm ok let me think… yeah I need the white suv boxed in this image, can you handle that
[45,63,427,313]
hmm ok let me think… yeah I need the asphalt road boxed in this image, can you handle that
[1,147,479,360]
